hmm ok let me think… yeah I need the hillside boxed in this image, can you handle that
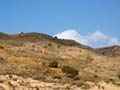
[95,45,120,57]
[16,32,93,50]
[0,32,120,90]
[1,32,120,57]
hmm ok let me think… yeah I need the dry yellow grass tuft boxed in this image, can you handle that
[7,56,38,65]
[49,68,62,73]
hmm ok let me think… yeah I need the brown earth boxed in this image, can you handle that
[0,32,120,90]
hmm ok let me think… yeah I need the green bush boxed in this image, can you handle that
[53,75,61,79]
[62,65,78,78]
[49,61,58,68]
[48,43,52,46]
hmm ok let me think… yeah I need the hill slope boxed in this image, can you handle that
[0,32,120,90]
[1,32,120,57]
[95,45,120,57]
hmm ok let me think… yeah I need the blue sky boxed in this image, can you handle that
[0,0,120,47]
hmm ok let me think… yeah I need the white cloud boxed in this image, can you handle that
[54,29,90,45]
[54,30,80,40]
[108,37,119,46]
[90,31,108,42]
[54,29,120,48]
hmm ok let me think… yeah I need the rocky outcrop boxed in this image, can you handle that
[0,75,120,90]
[0,75,81,90]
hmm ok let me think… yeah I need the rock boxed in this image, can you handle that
[11,75,18,81]
[9,81,19,87]
[0,75,84,90]
[0,84,9,90]
[0,75,6,83]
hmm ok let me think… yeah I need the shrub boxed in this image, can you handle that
[18,32,24,37]
[57,45,61,48]
[0,57,3,60]
[20,32,24,34]
[0,45,4,49]
[62,65,78,78]
[48,43,52,46]
[54,36,58,39]
[49,61,58,68]
[44,46,47,48]
[53,75,61,79]
[0,57,4,62]
[118,74,120,79]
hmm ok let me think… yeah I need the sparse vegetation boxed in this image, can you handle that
[54,36,58,39]
[86,53,94,61]
[44,46,47,48]
[57,45,61,48]
[18,32,24,37]
[0,45,4,49]
[62,65,78,78]
[53,75,61,79]
[0,32,119,89]
[20,32,24,34]
[0,57,4,62]
[48,43,52,46]
[117,73,120,79]
[49,61,58,68]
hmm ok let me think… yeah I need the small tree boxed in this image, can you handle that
[54,36,58,39]
[18,32,24,37]
[48,43,52,46]
[20,32,24,34]
[49,61,58,68]
[62,65,78,78]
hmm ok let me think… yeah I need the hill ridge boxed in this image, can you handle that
[0,32,120,57]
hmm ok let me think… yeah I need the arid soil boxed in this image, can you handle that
[0,32,120,90]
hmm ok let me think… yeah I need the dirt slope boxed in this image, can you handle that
[0,32,120,90]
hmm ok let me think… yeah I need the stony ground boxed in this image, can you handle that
[0,75,120,90]
[0,75,81,90]
[0,33,120,90]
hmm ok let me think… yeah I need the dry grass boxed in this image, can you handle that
[0,32,120,89]
[49,68,62,73]
[7,56,38,65]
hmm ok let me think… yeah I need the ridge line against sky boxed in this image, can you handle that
[54,29,120,48]
[0,0,120,47]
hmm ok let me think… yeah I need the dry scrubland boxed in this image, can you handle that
[0,32,120,90]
